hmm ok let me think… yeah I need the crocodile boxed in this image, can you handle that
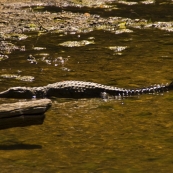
[0,80,173,99]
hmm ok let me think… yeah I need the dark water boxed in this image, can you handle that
[1,1,173,172]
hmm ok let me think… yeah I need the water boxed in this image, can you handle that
[1,1,173,172]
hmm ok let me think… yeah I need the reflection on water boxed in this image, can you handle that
[1,1,173,172]
[0,143,42,150]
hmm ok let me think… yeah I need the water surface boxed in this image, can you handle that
[1,1,173,172]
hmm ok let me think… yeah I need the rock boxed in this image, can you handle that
[0,99,52,130]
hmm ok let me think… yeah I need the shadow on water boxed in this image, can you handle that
[33,2,173,21]
[0,143,42,150]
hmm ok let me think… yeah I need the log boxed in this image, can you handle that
[0,99,52,130]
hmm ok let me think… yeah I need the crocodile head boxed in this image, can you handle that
[0,87,34,98]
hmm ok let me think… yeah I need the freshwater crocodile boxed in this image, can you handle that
[0,80,173,99]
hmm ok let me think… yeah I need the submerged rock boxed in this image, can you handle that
[0,54,9,61]
[0,41,18,54]
[108,46,128,52]
[5,33,28,40]
[115,29,133,34]
[59,40,95,47]
[33,47,46,50]
[1,74,34,82]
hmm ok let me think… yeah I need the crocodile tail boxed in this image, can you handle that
[168,81,173,90]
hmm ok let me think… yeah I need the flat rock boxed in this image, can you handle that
[0,99,52,130]
[0,98,52,118]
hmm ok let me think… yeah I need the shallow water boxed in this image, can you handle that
[1,1,173,172]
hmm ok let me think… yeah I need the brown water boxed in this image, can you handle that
[1,1,173,173]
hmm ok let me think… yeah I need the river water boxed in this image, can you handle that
[0,1,173,172]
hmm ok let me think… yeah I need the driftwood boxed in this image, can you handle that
[0,99,52,130]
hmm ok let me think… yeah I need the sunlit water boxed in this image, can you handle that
[1,1,173,172]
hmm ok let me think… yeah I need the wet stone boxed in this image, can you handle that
[0,74,34,82]
[59,40,95,47]
[33,47,46,50]
[108,46,128,52]
[0,54,9,61]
